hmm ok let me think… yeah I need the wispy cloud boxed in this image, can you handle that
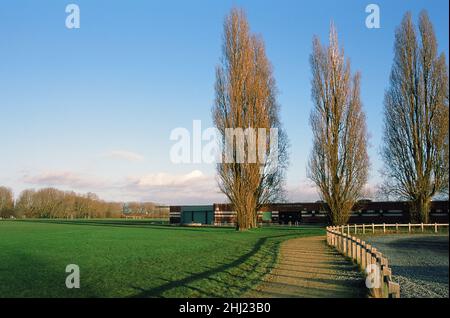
[286,179,320,202]
[285,180,378,202]
[131,170,207,187]
[22,171,106,189]
[105,150,145,162]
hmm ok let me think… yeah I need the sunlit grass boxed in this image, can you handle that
[0,219,324,298]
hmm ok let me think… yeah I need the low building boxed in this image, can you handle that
[170,200,449,226]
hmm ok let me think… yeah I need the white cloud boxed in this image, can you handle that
[133,170,206,187]
[105,150,144,162]
[122,170,225,204]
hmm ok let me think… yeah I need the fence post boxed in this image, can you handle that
[344,234,348,257]
[330,228,333,245]
[381,256,388,268]
[338,228,341,251]
[372,223,375,234]
[348,236,355,260]
[365,244,372,268]
[333,228,337,246]
[374,250,383,297]
[336,227,339,250]
[360,241,365,269]
[408,223,411,233]
[396,223,398,233]
[355,224,357,234]
[369,248,377,290]
[352,237,357,260]
[363,224,365,234]
[421,223,424,232]
[347,224,350,235]
[380,261,389,298]
[383,223,386,233]
[328,228,331,245]
[356,239,361,265]
[388,281,400,298]
[343,234,347,255]
[347,235,352,258]
[334,227,337,248]
[348,236,352,259]
[435,223,438,233]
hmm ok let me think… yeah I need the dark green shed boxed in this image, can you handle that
[180,205,214,225]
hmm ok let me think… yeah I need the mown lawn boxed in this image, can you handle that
[0,219,324,298]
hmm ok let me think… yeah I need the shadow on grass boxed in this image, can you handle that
[18,219,223,233]
[11,219,324,297]
[0,252,98,298]
[18,219,324,234]
[128,232,304,298]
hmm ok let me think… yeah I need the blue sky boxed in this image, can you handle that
[0,0,448,204]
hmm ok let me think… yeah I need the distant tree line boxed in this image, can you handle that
[0,187,125,219]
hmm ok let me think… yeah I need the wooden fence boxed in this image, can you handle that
[333,223,450,235]
[326,223,449,298]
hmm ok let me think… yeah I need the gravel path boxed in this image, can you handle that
[246,236,366,298]
[363,234,449,298]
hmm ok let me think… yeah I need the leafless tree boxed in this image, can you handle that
[381,11,449,223]
[15,189,36,218]
[308,24,369,225]
[213,8,288,230]
[0,186,14,218]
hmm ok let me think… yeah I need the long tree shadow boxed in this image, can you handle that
[128,233,302,298]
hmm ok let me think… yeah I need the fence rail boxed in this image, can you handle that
[326,223,449,298]
[336,222,449,235]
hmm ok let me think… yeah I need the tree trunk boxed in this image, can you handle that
[411,196,431,224]
[235,204,258,231]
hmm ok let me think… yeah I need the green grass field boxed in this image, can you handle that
[0,220,324,298]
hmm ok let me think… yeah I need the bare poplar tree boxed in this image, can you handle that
[381,11,449,223]
[308,25,369,225]
[213,8,288,231]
